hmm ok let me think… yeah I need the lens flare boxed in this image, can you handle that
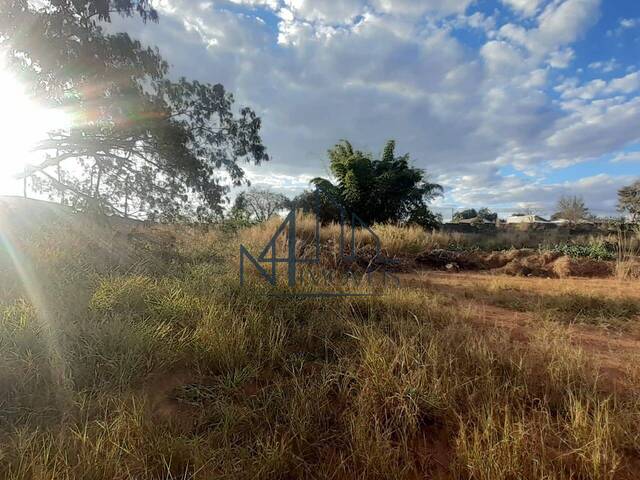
[0,59,71,195]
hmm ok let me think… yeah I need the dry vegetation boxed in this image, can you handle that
[1,200,640,479]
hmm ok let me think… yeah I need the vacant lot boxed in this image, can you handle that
[1,202,639,479]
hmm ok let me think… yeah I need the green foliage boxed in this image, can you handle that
[550,241,616,261]
[453,208,477,222]
[0,0,268,220]
[406,205,443,230]
[288,189,343,225]
[309,140,442,227]
[90,275,205,325]
[617,180,640,222]
[452,207,497,223]
[1,213,639,478]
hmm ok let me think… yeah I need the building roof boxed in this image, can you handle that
[506,214,551,224]
[454,217,495,224]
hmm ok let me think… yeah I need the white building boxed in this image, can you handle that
[506,214,551,224]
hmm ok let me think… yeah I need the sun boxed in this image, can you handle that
[0,62,70,196]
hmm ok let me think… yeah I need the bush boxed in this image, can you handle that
[550,241,616,261]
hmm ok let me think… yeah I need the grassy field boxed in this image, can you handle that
[1,200,640,479]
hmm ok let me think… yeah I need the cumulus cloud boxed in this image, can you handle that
[548,47,575,68]
[497,0,600,61]
[277,0,365,24]
[107,0,639,214]
[588,58,620,73]
[558,71,640,99]
[620,18,640,30]
[501,0,543,17]
[446,173,634,217]
[370,0,474,17]
[611,151,640,163]
[607,17,640,37]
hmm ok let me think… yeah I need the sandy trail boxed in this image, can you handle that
[399,271,640,388]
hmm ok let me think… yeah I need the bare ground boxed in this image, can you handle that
[400,271,640,390]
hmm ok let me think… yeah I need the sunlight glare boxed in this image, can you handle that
[0,61,70,195]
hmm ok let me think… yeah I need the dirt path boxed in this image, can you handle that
[402,270,640,298]
[399,271,640,387]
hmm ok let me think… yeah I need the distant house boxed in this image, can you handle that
[454,217,495,224]
[506,214,551,224]
[551,218,595,225]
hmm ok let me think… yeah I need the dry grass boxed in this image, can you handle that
[240,213,639,280]
[0,206,639,478]
[616,227,640,279]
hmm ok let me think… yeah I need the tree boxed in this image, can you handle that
[452,209,478,222]
[0,0,268,220]
[452,207,497,223]
[310,140,442,228]
[551,195,591,223]
[477,208,498,222]
[231,188,288,222]
[618,180,640,222]
[289,189,343,224]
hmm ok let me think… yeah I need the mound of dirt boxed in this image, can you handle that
[415,249,481,270]
[418,248,563,277]
[552,255,614,278]
[494,251,561,277]
[415,247,615,278]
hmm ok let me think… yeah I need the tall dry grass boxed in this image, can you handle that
[0,208,639,478]
[615,226,640,279]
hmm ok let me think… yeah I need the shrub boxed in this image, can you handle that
[550,241,616,261]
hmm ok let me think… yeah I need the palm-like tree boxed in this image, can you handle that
[310,140,442,227]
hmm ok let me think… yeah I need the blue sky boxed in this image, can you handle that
[110,0,640,218]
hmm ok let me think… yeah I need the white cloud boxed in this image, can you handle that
[371,0,474,17]
[229,0,280,8]
[547,96,640,160]
[559,71,640,99]
[548,47,575,68]
[611,151,640,163]
[498,0,600,59]
[480,40,527,77]
[106,0,640,215]
[608,72,640,95]
[620,18,640,30]
[607,17,640,37]
[588,58,619,73]
[281,0,365,23]
[501,0,543,17]
[450,11,496,32]
[244,170,315,191]
[444,173,633,217]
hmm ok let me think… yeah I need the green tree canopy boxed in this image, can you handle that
[0,0,268,220]
[308,140,442,228]
[478,208,498,222]
[287,189,342,225]
[452,208,497,223]
[618,181,640,222]
[452,209,478,222]
[551,195,591,223]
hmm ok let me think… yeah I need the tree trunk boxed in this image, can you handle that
[57,162,64,205]
[124,176,129,218]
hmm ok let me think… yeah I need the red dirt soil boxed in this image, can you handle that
[400,271,640,390]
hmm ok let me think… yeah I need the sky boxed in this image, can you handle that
[7,0,640,219]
